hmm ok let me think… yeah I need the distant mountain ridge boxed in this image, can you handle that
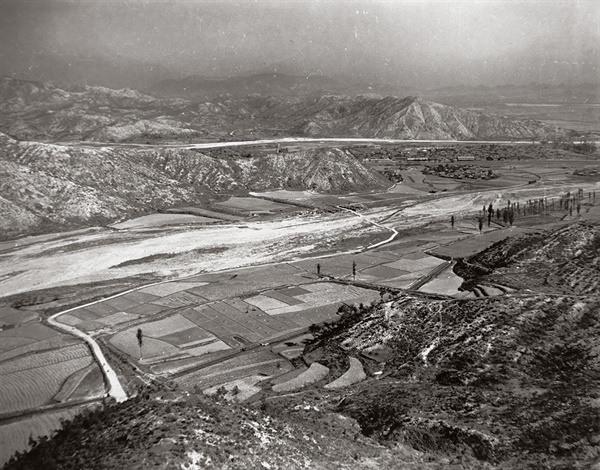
[0,52,172,91]
[287,94,562,140]
[0,77,567,143]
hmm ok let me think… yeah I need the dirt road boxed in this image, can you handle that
[48,305,128,402]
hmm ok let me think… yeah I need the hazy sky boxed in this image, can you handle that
[0,0,598,88]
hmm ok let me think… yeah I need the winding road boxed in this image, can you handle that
[337,206,399,249]
[48,301,131,402]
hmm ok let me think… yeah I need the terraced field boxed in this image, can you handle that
[272,362,330,392]
[175,350,290,389]
[0,333,78,363]
[0,307,38,327]
[324,357,366,389]
[245,282,379,316]
[0,354,93,414]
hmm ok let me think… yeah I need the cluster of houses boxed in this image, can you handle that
[365,146,477,172]
[422,163,498,180]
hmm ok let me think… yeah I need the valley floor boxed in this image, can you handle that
[0,158,599,466]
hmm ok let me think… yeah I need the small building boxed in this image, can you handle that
[457,155,476,161]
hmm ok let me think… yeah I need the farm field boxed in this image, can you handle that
[215,196,298,215]
[272,362,330,392]
[105,278,379,370]
[418,269,464,296]
[0,324,80,362]
[175,350,291,390]
[0,322,104,417]
[429,226,532,259]
[110,313,229,362]
[249,189,319,201]
[181,264,316,300]
[0,345,94,414]
[0,307,39,327]
[423,175,461,191]
[244,282,379,317]
[203,374,271,402]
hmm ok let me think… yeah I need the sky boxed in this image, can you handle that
[0,0,598,89]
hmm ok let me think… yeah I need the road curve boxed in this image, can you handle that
[48,308,128,402]
[337,206,399,249]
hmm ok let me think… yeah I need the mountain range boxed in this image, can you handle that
[0,76,566,143]
[0,75,574,239]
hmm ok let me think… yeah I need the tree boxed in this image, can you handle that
[316,263,321,276]
[478,217,483,234]
[137,328,143,359]
[508,210,514,227]
[577,202,581,215]
[450,215,455,229]
[352,261,357,280]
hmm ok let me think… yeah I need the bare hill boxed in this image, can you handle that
[3,391,412,470]
[456,221,600,295]
[289,95,564,140]
[0,133,387,239]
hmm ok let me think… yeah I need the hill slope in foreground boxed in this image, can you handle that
[6,222,599,469]
[0,76,565,142]
[0,132,388,240]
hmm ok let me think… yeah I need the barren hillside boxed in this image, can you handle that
[0,77,566,143]
[295,223,600,468]
[289,95,563,140]
[456,221,600,295]
[0,133,387,239]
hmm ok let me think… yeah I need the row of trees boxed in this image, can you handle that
[469,188,595,232]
